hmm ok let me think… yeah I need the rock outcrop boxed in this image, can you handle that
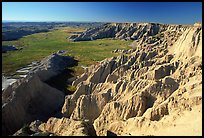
[61,24,202,136]
[72,22,190,42]
[169,26,202,59]
[2,75,65,136]
[2,54,77,136]
[38,117,96,136]
[31,53,77,81]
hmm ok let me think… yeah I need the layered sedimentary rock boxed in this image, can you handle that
[72,22,190,42]
[61,24,202,136]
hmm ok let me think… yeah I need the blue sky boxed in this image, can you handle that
[2,2,202,24]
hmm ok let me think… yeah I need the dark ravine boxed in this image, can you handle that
[44,69,76,95]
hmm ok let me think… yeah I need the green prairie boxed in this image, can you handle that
[2,27,132,76]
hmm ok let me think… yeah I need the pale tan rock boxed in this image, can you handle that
[169,26,202,60]
[61,81,94,117]
[60,23,202,136]
[38,117,95,136]
[70,89,112,123]
[72,73,88,86]
[2,75,64,135]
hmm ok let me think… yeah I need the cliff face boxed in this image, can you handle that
[61,24,202,136]
[2,54,77,136]
[2,75,65,135]
[169,25,202,59]
[72,22,191,42]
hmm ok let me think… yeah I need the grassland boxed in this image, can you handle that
[2,27,132,76]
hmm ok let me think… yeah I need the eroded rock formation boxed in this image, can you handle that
[62,24,202,136]
[2,54,77,136]
[72,22,190,42]
[4,23,202,136]
[38,117,96,136]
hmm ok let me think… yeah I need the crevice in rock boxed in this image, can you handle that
[150,104,169,121]
[107,130,117,136]
[83,121,97,136]
[44,68,76,95]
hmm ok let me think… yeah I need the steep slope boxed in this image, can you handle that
[72,22,190,42]
[2,75,65,136]
[169,23,202,59]
[60,23,202,136]
[2,54,77,136]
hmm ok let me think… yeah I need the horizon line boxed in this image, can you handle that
[2,20,200,25]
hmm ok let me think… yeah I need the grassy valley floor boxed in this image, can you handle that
[2,27,132,76]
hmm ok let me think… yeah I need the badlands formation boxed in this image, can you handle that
[2,22,202,136]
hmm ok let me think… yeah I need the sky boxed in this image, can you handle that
[2,2,202,24]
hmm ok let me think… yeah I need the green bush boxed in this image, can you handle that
[66,85,77,94]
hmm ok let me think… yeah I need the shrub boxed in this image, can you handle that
[66,85,77,94]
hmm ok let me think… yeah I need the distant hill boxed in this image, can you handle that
[72,22,193,42]
[2,22,105,41]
